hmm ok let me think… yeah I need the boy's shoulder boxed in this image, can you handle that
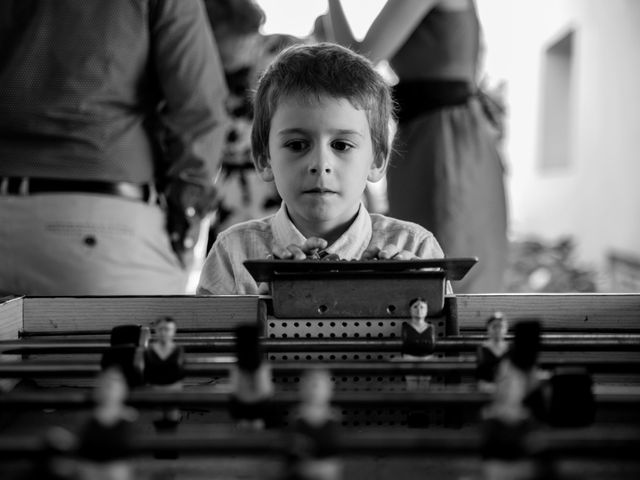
[368,212,444,257]
[211,215,278,259]
[215,215,275,241]
[369,213,436,240]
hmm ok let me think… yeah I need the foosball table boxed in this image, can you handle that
[1,259,639,479]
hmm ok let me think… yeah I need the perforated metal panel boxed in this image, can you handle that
[266,316,453,426]
[267,318,448,357]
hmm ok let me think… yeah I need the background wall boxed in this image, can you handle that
[479,0,640,290]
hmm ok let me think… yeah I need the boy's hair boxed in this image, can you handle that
[251,42,395,168]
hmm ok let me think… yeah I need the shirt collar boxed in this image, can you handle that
[272,202,372,259]
[272,203,306,249]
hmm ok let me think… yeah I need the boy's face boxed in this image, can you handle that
[260,95,386,240]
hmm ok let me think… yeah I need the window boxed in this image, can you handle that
[539,29,575,170]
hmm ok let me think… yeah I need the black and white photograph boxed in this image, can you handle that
[1,1,639,479]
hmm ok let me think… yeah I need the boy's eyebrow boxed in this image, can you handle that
[277,128,364,137]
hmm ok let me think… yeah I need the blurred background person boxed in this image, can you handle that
[326,0,508,293]
[204,0,301,249]
[0,0,229,296]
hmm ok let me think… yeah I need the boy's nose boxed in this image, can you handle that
[308,145,333,174]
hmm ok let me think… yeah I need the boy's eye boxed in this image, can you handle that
[284,140,308,152]
[331,140,354,151]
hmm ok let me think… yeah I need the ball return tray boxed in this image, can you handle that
[244,257,478,318]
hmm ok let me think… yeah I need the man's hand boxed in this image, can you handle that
[361,245,418,260]
[166,203,199,268]
[164,180,218,268]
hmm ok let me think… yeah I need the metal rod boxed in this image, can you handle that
[0,427,638,458]
[15,333,640,343]
[3,337,640,355]
[20,326,640,338]
[0,358,639,378]
[460,327,640,334]
[0,389,636,410]
[448,334,640,341]
[19,328,233,338]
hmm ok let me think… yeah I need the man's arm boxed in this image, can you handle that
[327,0,437,64]
[150,0,230,264]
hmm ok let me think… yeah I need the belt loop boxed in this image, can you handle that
[147,183,159,205]
[0,177,7,195]
[19,177,29,195]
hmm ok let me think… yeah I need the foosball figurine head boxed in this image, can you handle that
[93,367,129,409]
[299,368,333,409]
[154,316,177,345]
[486,312,508,343]
[409,297,428,324]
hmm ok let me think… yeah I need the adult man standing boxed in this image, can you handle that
[0,0,229,295]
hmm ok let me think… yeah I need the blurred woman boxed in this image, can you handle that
[327,0,508,293]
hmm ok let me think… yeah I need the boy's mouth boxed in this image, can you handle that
[304,188,337,194]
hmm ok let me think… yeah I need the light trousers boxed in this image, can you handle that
[0,193,188,296]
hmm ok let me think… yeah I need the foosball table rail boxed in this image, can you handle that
[0,427,639,458]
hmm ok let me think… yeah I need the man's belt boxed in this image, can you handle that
[0,177,157,204]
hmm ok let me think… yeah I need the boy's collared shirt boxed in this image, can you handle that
[197,202,446,295]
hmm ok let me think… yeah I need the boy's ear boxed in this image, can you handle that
[254,154,274,182]
[367,151,389,183]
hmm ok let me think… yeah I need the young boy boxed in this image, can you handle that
[197,43,446,295]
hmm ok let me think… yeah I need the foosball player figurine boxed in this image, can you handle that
[101,324,150,389]
[401,297,435,391]
[285,368,341,480]
[77,367,138,480]
[228,324,274,429]
[144,316,185,433]
[481,320,554,480]
[476,312,509,391]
